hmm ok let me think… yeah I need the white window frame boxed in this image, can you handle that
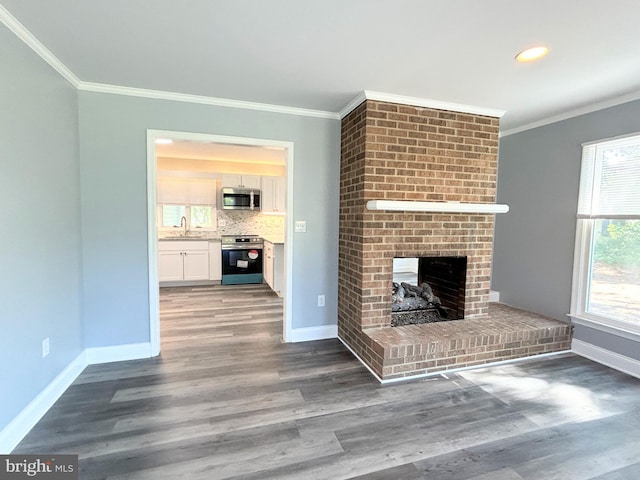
[157,204,217,232]
[570,132,640,338]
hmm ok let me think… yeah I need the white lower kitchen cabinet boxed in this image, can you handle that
[158,251,184,282]
[158,241,209,282]
[263,240,284,296]
[208,240,222,281]
[183,250,209,280]
[264,244,274,287]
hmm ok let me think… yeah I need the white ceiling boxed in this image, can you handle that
[3,0,640,133]
[156,140,286,165]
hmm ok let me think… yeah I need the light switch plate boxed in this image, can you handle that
[295,221,306,233]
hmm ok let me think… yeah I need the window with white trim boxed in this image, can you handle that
[571,133,640,330]
[158,204,216,230]
[156,176,217,232]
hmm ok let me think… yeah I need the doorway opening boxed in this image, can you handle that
[146,130,294,356]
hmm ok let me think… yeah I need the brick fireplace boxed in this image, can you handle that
[338,99,572,380]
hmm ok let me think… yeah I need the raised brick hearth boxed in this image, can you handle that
[368,303,572,379]
[337,99,572,380]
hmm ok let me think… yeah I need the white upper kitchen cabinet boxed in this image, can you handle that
[157,177,216,205]
[261,176,286,214]
[221,174,261,189]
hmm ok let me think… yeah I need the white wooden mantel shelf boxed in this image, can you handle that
[366,200,510,214]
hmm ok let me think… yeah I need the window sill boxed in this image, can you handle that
[569,314,640,342]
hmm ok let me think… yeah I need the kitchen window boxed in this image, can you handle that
[570,133,640,333]
[159,204,216,230]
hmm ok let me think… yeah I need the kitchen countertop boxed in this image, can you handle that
[261,234,285,244]
[159,234,221,241]
[159,233,284,243]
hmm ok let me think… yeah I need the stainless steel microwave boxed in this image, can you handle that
[221,187,261,210]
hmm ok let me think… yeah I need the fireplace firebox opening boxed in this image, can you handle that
[392,256,467,327]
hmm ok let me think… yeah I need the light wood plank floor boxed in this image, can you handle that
[14,284,640,479]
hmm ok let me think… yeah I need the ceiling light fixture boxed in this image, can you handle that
[155,138,173,145]
[515,46,549,63]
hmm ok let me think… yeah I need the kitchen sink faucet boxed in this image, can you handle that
[180,216,189,236]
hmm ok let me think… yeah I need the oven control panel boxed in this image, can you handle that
[221,236,264,250]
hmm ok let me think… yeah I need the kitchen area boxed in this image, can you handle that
[155,140,286,298]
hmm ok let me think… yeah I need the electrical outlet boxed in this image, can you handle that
[295,221,306,233]
[317,294,325,307]
[42,338,50,358]
[218,219,226,227]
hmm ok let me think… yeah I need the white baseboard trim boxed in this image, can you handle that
[0,351,87,454]
[379,350,572,385]
[289,325,337,343]
[0,342,155,453]
[337,336,384,382]
[572,339,640,379]
[85,342,153,365]
[338,334,572,384]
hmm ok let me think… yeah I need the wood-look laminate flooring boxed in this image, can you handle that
[13,284,640,479]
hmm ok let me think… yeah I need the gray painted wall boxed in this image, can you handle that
[493,98,640,359]
[573,325,640,361]
[0,25,83,431]
[78,92,340,347]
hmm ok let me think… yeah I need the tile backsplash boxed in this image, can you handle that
[157,209,285,239]
[216,210,285,237]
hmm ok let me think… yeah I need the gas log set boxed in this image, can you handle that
[391,281,449,327]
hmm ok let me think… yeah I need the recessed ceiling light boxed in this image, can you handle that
[155,138,173,145]
[515,46,549,63]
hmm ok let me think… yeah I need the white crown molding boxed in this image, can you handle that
[338,91,368,119]
[0,4,80,88]
[0,5,338,121]
[6,1,640,137]
[501,89,640,137]
[78,81,340,120]
[340,90,506,119]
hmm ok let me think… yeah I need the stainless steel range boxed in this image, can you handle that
[221,235,264,285]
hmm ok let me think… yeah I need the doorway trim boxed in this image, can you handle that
[146,129,294,356]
